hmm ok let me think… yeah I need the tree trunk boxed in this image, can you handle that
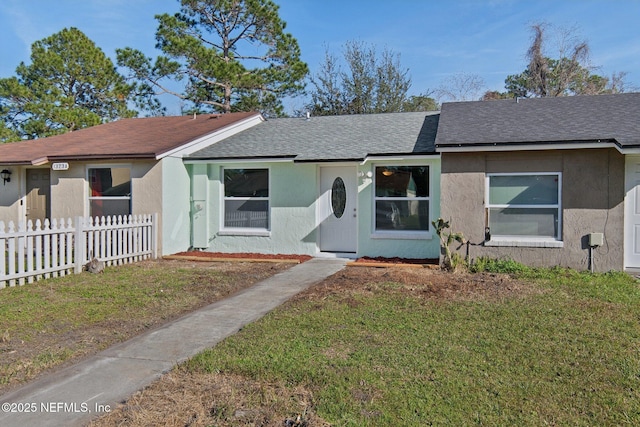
[223,84,232,113]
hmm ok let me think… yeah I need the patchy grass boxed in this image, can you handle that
[0,259,292,394]
[92,266,640,426]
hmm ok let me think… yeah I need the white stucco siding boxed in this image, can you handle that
[49,161,161,220]
[0,166,24,224]
[132,161,159,215]
[51,163,88,219]
[48,160,170,254]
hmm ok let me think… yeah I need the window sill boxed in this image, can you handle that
[485,238,563,248]
[371,231,432,240]
[218,229,271,237]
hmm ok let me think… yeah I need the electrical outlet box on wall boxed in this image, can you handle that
[589,232,604,247]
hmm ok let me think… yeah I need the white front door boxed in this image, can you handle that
[625,156,640,268]
[319,166,357,253]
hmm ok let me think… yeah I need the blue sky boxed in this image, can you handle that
[1,0,639,115]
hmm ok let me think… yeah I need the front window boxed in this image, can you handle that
[486,173,561,240]
[374,166,430,232]
[88,167,131,218]
[223,168,269,230]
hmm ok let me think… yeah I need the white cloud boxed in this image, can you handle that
[0,0,41,57]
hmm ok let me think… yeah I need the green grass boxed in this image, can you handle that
[185,266,640,426]
[0,261,255,390]
[0,266,226,335]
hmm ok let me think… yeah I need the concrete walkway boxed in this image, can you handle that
[0,258,347,427]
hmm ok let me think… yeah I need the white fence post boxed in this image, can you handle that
[17,221,26,286]
[152,213,158,259]
[0,221,5,289]
[26,220,34,284]
[7,222,16,287]
[74,216,86,274]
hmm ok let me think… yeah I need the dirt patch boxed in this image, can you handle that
[171,251,313,263]
[298,266,535,303]
[90,266,537,427]
[354,256,439,266]
[91,370,329,427]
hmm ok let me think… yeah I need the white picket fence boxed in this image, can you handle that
[0,214,157,288]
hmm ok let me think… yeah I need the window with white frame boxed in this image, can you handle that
[374,166,430,232]
[486,173,561,240]
[88,166,131,218]
[223,168,269,230]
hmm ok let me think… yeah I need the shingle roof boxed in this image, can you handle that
[435,93,640,149]
[187,112,439,161]
[0,112,260,165]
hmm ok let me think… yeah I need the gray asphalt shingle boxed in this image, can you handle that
[187,112,439,161]
[435,93,640,148]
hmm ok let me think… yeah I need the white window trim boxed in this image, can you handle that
[371,164,432,240]
[220,167,271,235]
[371,230,431,240]
[86,164,132,218]
[484,237,564,248]
[485,172,562,246]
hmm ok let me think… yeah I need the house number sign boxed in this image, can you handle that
[52,162,69,171]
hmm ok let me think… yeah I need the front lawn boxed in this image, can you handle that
[92,266,640,426]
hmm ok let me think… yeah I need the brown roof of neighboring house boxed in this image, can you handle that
[0,112,260,165]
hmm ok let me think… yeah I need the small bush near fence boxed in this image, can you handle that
[0,214,157,288]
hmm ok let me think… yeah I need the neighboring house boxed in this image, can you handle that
[0,112,263,255]
[184,112,441,260]
[435,93,640,271]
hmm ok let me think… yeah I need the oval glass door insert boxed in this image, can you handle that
[331,177,346,218]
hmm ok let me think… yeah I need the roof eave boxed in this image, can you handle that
[293,157,364,163]
[0,160,41,166]
[435,139,620,153]
[365,150,438,157]
[360,152,440,164]
[156,113,265,160]
[184,155,296,164]
[47,154,158,161]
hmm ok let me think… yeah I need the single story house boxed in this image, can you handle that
[435,93,640,272]
[0,112,263,255]
[3,93,640,271]
[184,112,441,260]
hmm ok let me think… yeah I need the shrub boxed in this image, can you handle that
[432,218,466,270]
[470,257,533,275]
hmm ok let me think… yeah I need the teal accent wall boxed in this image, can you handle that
[191,157,441,260]
[191,163,210,249]
[203,161,319,255]
[161,156,191,255]
[356,159,441,260]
